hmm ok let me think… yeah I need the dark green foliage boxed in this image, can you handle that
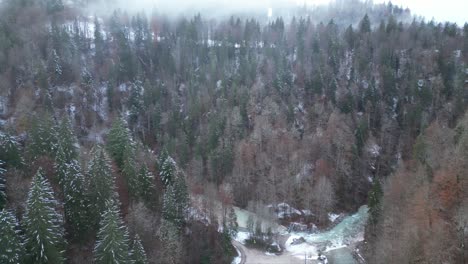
[94,16,105,66]
[55,146,89,242]
[367,179,383,231]
[93,200,131,264]
[137,165,155,204]
[27,114,59,160]
[355,119,369,154]
[24,169,65,264]
[86,147,116,228]
[128,80,144,127]
[122,152,138,197]
[57,118,78,162]
[162,173,189,228]
[0,210,23,264]
[131,235,149,264]
[226,207,238,239]
[0,132,22,168]
[107,118,133,168]
[209,145,234,184]
[359,14,371,33]
[159,154,175,187]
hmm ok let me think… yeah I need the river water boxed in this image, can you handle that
[232,205,368,264]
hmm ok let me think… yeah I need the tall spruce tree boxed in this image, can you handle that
[93,200,131,264]
[27,114,59,160]
[227,207,239,239]
[159,155,175,187]
[57,117,78,163]
[122,151,139,198]
[131,234,149,264]
[162,173,189,228]
[137,164,155,203]
[87,147,116,228]
[107,118,133,168]
[368,179,383,228]
[0,210,23,264]
[55,146,89,242]
[24,169,65,264]
[0,132,22,168]
[359,14,371,33]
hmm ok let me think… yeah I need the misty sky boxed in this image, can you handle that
[359,0,466,25]
[102,0,467,25]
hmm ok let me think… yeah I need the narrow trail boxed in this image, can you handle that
[232,240,247,264]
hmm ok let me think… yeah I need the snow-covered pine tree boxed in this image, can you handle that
[0,210,23,264]
[0,131,23,168]
[157,147,169,171]
[27,113,59,160]
[122,151,139,199]
[227,207,239,239]
[162,185,178,224]
[93,199,131,264]
[57,117,78,163]
[159,155,175,187]
[137,164,155,204]
[173,173,189,221]
[0,161,5,210]
[107,118,133,168]
[87,147,116,228]
[55,146,89,242]
[162,174,189,228]
[130,234,149,264]
[24,169,65,264]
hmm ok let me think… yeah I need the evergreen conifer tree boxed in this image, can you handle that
[359,14,371,33]
[93,200,131,264]
[28,114,58,160]
[57,117,78,162]
[122,151,139,198]
[27,113,59,160]
[227,207,239,239]
[107,118,133,168]
[87,147,116,228]
[368,179,383,227]
[0,210,23,264]
[131,234,149,264]
[24,169,65,264]
[137,165,155,203]
[162,173,189,228]
[55,146,89,241]
[0,132,23,168]
[159,156,175,187]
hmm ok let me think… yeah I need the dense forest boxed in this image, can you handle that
[0,0,467,263]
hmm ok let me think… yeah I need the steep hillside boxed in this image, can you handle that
[0,0,467,263]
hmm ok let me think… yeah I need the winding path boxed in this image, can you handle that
[232,240,247,264]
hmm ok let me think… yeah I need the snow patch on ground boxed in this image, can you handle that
[285,235,319,260]
[235,231,250,245]
[328,213,340,223]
